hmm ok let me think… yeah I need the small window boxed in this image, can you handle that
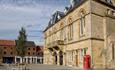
[28,48,30,50]
[33,52,35,55]
[106,0,112,4]
[4,47,6,49]
[11,47,12,50]
[10,52,13,55]
[4,51,6,54]
[28,52,30,55]
[33,48,35,50]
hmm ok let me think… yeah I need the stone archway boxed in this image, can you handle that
[59,51,63,65]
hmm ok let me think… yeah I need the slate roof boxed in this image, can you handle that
[44,0,115,32]
[44,0,85,32]
[49,11,65,25]
[25,41,35,47]
[15,40,35,47]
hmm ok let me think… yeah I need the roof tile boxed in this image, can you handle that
[0,40,15,46]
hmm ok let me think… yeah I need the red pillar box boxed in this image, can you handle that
[83,55,91,70]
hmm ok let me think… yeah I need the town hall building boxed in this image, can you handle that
[44,0,115,69]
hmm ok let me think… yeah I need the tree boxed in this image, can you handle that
[16,27,27,57]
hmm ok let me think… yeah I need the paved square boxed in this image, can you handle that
[0,64,82,70]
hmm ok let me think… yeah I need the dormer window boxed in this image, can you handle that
[70,0,76,7]
[106,0,112,4]
[64,7,69,14]
[106,9,115,16]
[58,15,61,20]
[111,0,115,6]
[70,0,80,7]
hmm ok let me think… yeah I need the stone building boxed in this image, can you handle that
[44,0,115,69]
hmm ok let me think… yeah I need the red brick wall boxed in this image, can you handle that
[25,47,36,56]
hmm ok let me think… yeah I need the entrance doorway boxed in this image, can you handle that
[59,51,63,65]
[53,52,57,64]
[76,55,78,66]
[3,57,14,64]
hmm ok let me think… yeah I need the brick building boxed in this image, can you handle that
[0,40,16,63]
[15,41,43,64]
[0,40,43,64]
[44,0,115,69]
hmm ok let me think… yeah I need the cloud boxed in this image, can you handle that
[0,0,69,45]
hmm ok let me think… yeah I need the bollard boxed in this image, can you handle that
[18,63,20,70]
[24,63,27,70]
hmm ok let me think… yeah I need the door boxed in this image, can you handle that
[53,52,57,64]
[59,51,63,65]
[55,55,57,64]
[76,55,78,66]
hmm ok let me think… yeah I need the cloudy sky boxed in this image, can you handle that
[0,0,70,45]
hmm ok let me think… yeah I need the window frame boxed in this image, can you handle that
[112,43,115,60]
[4,51,6,55]
[80,11,85,36]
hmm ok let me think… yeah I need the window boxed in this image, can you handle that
[33,52,35,55]
[68,24,73,40]
[28,48,30,50]
[11,47,12,50]
[84,48,87,55]
[4,51,6,54]
[79,49,87,62]
[10,52,13,55]
[60,28,64,40]
[106,0,112,4]
[80,11,85,36]
[4,47,6,49]
[81,49,84,61]
[28,52,30,55]
[112,43,115,60]
[33,48,35,50]
[38,53,40,55]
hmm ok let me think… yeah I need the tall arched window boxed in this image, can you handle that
[110,42,115,60]
[112,43,115,60]
[80,10,85,36]
[68,17,73,40]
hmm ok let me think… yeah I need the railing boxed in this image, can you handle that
[47,40,64,48]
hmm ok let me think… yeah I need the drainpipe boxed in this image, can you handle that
[90,0,94,69]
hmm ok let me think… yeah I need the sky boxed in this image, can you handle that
[0,0,70,45]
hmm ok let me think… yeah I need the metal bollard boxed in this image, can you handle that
[24,63,27,70]
[18,63,20,70]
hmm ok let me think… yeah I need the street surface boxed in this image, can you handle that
[0,64,81,70]
[0,64,115,70]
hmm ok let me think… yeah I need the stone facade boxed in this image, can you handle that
[44,0,115,69]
